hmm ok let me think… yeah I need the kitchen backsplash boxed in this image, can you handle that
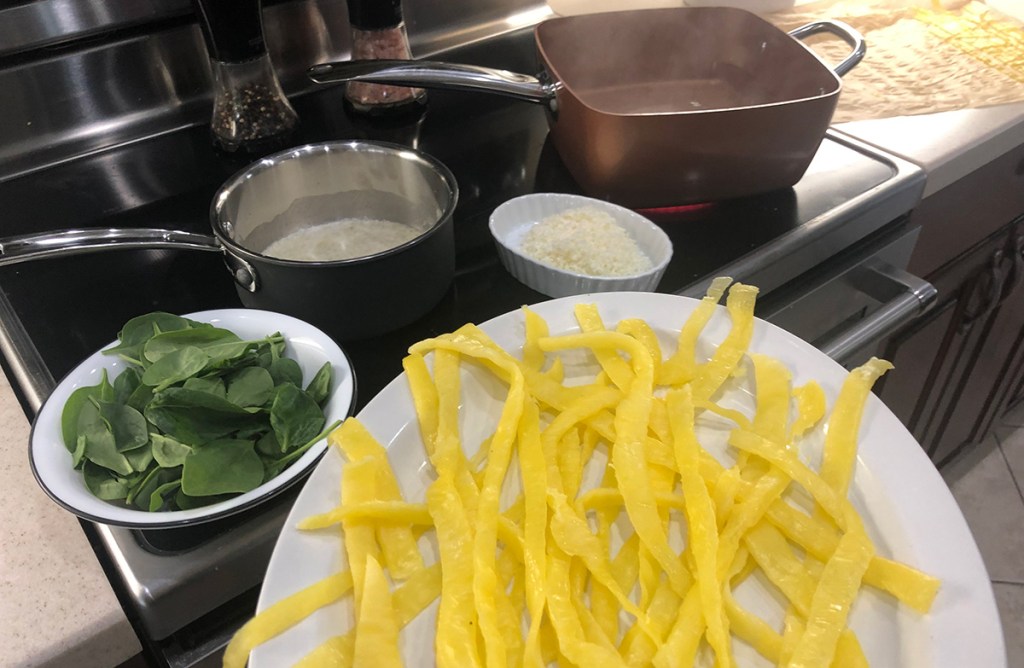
[0,0,548,182]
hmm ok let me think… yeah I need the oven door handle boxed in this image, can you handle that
[818,260,937,362]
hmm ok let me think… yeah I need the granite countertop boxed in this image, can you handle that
[0,98,1022,666]
[0,370,141,667]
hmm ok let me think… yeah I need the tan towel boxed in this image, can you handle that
[770,0,1024,121]
[549,0,1024,121]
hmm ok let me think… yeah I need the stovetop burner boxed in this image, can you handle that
[0,24,926,668]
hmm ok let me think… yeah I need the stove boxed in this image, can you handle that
[0,26,927,668]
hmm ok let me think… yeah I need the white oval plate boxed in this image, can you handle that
[252,292,1005,667]
[30,308,356,529]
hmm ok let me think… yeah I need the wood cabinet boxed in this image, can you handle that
[874,142,1024,467]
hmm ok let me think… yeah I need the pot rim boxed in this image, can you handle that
[210,139,459,267]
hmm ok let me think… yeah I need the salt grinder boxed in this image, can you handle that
[193,0,298,153]
[344,0,426,116]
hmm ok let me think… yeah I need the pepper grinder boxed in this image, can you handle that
[193,0,298,154]
[344,0,427,117]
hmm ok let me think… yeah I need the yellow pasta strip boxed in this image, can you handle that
[575,303,635,391]
[651,585,704,668]
[522,306,549,372]
[298,500,433,530]
[547,489,654,635]
[666,385,732,667]
[541,331,689,596]
[619,579,680,666]
[327,419,424,578]
[222,571,353,668]
[402,352,439,458]
[832,629,870,668]
[545,549,625,668]
[340,457,380,612]
[750,352,792,446]
[742,522,815,617]
[766,501,940,612]
[427,473,482,668]
[723,592,784,664]
[617,317,662,385]
[660,275,732,385]
[695,399,754,433]
[692,283,759,403]
[352,555,402,668]
[296,563,442,668]
[518,399,549,668]
[786,523,874,668]
[791,381,827,440]
[820,358,893,498]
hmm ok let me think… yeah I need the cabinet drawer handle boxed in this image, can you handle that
[819,260,937,362]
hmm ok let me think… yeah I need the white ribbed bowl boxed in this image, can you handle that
[489,193,673,298]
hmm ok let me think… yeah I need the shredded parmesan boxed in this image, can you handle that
[519,206,652,277]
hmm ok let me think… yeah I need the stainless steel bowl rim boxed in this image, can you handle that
[210,139,460,267]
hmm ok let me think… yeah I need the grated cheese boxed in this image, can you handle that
[520,206,653,277]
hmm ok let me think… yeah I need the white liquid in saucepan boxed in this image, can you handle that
[262,218,420,261]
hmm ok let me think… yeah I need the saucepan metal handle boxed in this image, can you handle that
[0,228,223,266]
[307,60,557,105]
[788,19,866,78]
[818,261,936,363]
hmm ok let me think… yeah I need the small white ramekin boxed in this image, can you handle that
[489,193,673,298]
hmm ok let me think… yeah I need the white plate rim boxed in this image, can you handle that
[29,308,357,529]
[252,291,1006,667]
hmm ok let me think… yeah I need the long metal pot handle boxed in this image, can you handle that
[307,59,557,105]
[0,228,223,267]
[788,19,866,77]
[818,261,937,363]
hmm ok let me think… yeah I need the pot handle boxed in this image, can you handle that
[788,19,866,78]
[0,228,222,267]
[308,60,557,105]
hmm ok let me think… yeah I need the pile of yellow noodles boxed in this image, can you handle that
[224,278,940,668]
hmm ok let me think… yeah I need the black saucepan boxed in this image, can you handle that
[0,141,459,340]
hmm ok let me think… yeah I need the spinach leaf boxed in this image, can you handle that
[125,443,155,473]
[181,439,264,496]
[60,370,112,451]
[103,312,200,364]
[98,402,149,452]
[305,362,333,407]
[183,376,226,399]
[226,367,275,408]
[255,430,282,456]
[126,464,163,508]
[175,488,234,510]
[148,479,182,512]
[268,358,303,388]
[145,388,263,444]
[126,382,155,414]
[262,418,341,480]
[270,383,325,452]
[71,435,87,469]
[113,366,142,405]
[78,401,133,475]
[151,433,192,468]
[141,346,210,391]
[143,327,240,363]
[83,461,131,501]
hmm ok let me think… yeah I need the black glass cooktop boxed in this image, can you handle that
[0,31,896,415]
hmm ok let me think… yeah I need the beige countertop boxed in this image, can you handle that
[0,369,140,667]
[0,93,1021,668]
[838,102,1024,197]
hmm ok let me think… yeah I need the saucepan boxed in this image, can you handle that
[308,7,865,208]
[0,141,458,340]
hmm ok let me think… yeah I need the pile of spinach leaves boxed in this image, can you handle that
[61,312,338,512]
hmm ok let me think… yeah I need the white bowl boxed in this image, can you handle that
[489,193,673,298]
[29,309,356,529]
